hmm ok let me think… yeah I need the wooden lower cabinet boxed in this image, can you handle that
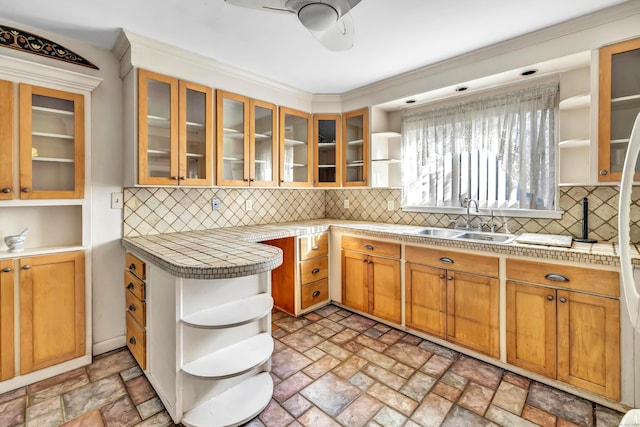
[341,236,401,324]
[0,260,15,381]
[506,259,621,400]
[19,252,85,375]
[405,246,499,358]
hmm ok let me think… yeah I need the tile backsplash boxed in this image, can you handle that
[124,185,640,243]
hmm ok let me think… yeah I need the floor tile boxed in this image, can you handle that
[271,347,312,379]
[335,394,383,427]
[378,330,406,346]
[133,411,172,427]
[303,346,326,361]
[28,368,86,395]
[273,316,310,333]
[486,404,539,427]
[432,381,463,402]
[339,314,377,332]
[316,318,346,333]
[136,397,164,420]
[0,396,26,427]
[384,342,432,369]
[521,404,556,427]
[329,328,360,344]
[595,405,624,427]
[86,351,137,382]
[503,372,531,390]
[492,380,528,415]
[0,387,26,406]
[273,372,314,403]
[357,348,396,370]
[420,354,454,378]
[100,396,141,427]
[62,375,127,420]
[373,406,407,427]
[333,355,368,380]
[61,409,105,427]
[366,382,418,417]
[457,382,494,416]
[119,366,143,383]
[282,394,312,418]
[302,355,341,379]
[316,340,353,361]
[418,341,459,359]
[258,400,294,427]
[362,364,407,391]
[125,375,155,406]
[280,329,325,353]
[441,404,498,427]
[450,355,503,390]
[298,406,341,427]
[300,372,361,417]
[399,372,437,402]
[440,371,468,390]
[390,362,415,379]
[364,328,384,339]
[349,372,376,392]
[354,335,389,352]
[26,396,61,422]
[526,382,594,427]
[29,373,90,406]
[411,392,453,426]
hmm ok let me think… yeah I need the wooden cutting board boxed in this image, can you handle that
[515,233,573,248]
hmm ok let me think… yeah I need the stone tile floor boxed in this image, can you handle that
[0,304,628,427]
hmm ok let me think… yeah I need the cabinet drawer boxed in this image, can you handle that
[342,236,400,259]
[299,233,328,260]
[300,256,328,285]
[506,259,619,297]
[406,245,498,277]
[301,278,329,309]
[125,289,146,327]
[126,313,146,370]
[124,270,145,301]
[125,252,146,280]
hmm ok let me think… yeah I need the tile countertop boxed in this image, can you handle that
[121,219,635,279]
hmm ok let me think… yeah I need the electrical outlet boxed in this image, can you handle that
[387,200,395,211]
[246,199,253,211]
[211,198,220,211]
[110,192,123,209]
[343,199,350,209]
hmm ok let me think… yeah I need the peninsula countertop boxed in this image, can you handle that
[121,219,631,279]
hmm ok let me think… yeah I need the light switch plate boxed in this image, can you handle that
[387,200,395,211]
[343,199,350,209]
[111,192,123,209]
[211,199,220,211]
[246,199,253,211]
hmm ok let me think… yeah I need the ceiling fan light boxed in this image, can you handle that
[298,3,339,32]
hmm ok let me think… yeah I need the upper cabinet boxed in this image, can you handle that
[138,69,213,186]
[342,108,369,187]
[279,107,312,187]
[18,84,85,199]
[313,114,341,187]
[598,37,640,182]
[216,91,278,186]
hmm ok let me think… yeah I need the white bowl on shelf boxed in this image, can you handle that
[4,228,29,252]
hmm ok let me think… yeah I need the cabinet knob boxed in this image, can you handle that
[311,268,320,274]
[546,295,554,301]
[368,260,373,264]
[172,176,179,180]
[128,304,136,312]
[544,273,569,282]
[1,187,10,194]
[447,276,453,280]
[362,258,368,263]
[249,178,255,182]
[312,290,321,298]
[439,274,445,279]
[1,267,11,273]
[180,176,186,181]
[311,244,319,250]
[599,169,608,176]
[22,188,30,193]
[363,244,374,250]
[129,263,136,271]
[129,336,137,345]
[559,297,567,303]
[127,283,134,290]
[22,265,31,270]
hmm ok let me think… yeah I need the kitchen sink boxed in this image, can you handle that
[455,231,516,243]
[413,228,462,238]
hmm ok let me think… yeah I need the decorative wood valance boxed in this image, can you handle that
[0,24,98,70]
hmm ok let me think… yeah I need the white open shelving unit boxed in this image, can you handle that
[370,108,403,188]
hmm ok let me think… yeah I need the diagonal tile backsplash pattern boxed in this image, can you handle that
[124,185,640,243]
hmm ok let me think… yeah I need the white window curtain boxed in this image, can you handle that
[402,82,558,211]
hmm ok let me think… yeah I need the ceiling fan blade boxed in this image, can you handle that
[224,0,293,14]
[309,12,355,51]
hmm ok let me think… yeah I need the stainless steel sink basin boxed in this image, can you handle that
[455,231,516,243]
[413,228,462,238]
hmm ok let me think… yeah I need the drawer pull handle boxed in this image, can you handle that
[2,267,11,273]
[311,268,320,274]
[362,258,367,263]
[312,290,321,298]
[439,257,454,264]
[129,304,136,312]
[129,336,137,345]
[311,244,319,250]
[559,297,567,303]
[363,244,374,250]
[447,276,453,281]
[129,263,136,271]
[545,273,569,282]
[439,274,445,279]
[127,283,134,290]
[22,265,31,270]
[22,187,30,193]
[546,295,554,301]
[1,187,10,194]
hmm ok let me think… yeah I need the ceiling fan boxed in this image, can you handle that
[224,0,362,51]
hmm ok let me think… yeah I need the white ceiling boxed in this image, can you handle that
[0,0,629,94]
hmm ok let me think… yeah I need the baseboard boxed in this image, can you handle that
[93,335,126,356]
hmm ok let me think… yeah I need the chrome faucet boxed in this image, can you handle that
[465,198,479,230]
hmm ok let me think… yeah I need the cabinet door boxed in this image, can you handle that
[0,80,13,199]
[598,37,640,181]
[138,69,179,185]
[313,114,341,187]
[20,252,85,374]
[506,281,557,378]
[280,107,311,187]
[342,108,369,186]
[405,262,446,339]
[557,290,620,400]
[217,90,250,186]
[368,256,401,324]
[262,237,296,315]
[19,84,84,198]
[179,81,213,186]
[251,100,278,186]
[341,250,368,313]
[0,260,15,381]
[447,271,499,358]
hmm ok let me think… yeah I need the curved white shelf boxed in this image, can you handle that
[181,372,273,427]
[371,131,401,138]
[182,333,273,379]
[559,139,590,148]
[32,105,74,116]
[182,294,273,329]
[32,131,74,140]
[559,94,590,110]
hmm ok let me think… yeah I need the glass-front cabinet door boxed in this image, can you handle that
[217,91,249,185]
[342,108,369,186]
[19,84,85,199]
[180,81,213,186]
[598,37,640,181]
[138,69,179,185]
[313,114,341,187]
[279,107,311,187]
[251,100,277,186]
